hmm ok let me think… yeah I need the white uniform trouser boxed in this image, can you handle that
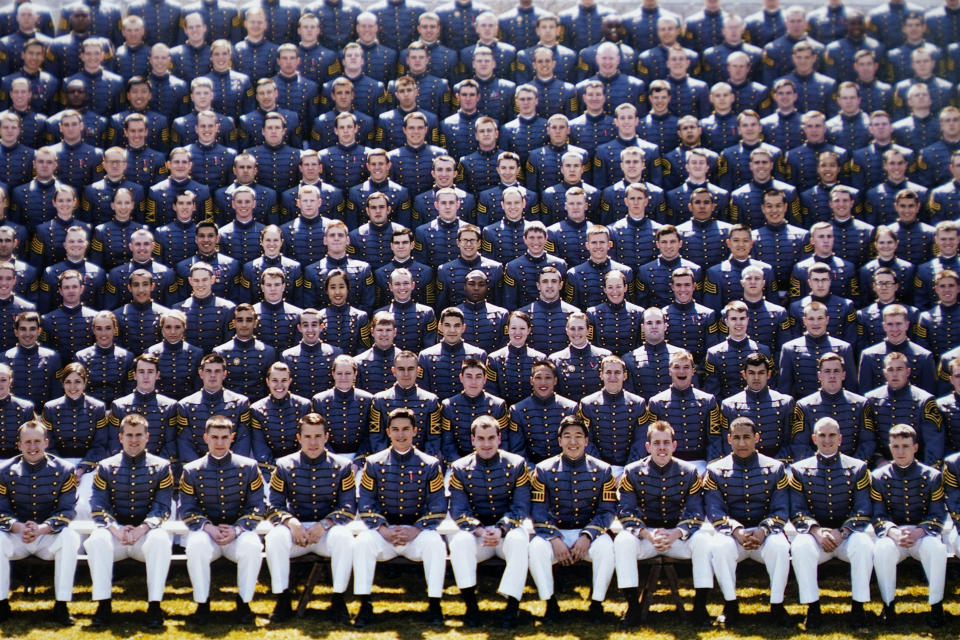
[528,529,615,601]
[447,528,529,601]
[265,524,354,594]
[791,531,874,604]
[0,529,80,601]
[614,529,714,589]
[873,533,947,604]
[184,530,263,603]
[353,528,446,598]
[711,532,790,603]
[83,527,173,602]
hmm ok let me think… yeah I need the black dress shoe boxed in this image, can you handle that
[353,600,373,628]
[770,602,792,627]
[463,601,480,627]
[270,590,293,624]
[236,597,255,624]
[929,602,945,629]
[427,598,444,626]
[543,597,560,625]
[880,601,897,625]
[501,597,520,629]
[588,600,605,621]
[849,601,869,630]
[0,599,10,623]
[804,601,821,630]
[92,599,112,627]
[718,600,739,627]
[52,601,74,626]
[190,602,210,626]
[146,602,164,630]
[329,593,350,625]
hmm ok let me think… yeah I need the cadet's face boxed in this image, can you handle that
[812,423,841,456]
[260,230,283,256]
[59,277,83,305]
[261,276,285,303]
[372,322,396,348]
[565,318,589,347]
[298,421,328,457]
[387,417,417,450]
[203,426,235,457]
[604,276,626,303]
[233,310,257,339]
[669,275,693,302]
[537,272,561,301]
[0,371,11,397]
[882,314,908,341]
[119,424,148,457]
[645,429,677,466]
[600,362,625,392]
[689,194,715,220]
[741,271,765,297]
[818,360,845,392]
[726,231,752,259]
[742,363,769,391]
[134,363,159,391]
[643,313,666,342]
[298,315,322,343]
[895,198,920,222]
[507,317,530,346]
[460,366,486,396]
[951,367,960,394]
[725,310,748,337]
[267,369,291,398]
[502,192,524,219]
[161,319,185,343]
[392,356,418,387]
[463,276,487,302]
[558,426,587,458]
[471,424,501,460]
[63,232,88,260]
[457,232,480,259]
[441,317,464,343]
[403,119,427,144]
[189,270,213,298]
[324,228,349,254]
[811,229,833,255]
[63,372,85,399]
[888,435,917,466]
[129,276,154,303]
[389,274,413,301]
[18,426,47,464]
[14,320,38,347]
[727,423,759,458]
[802,308,828,335]
[200,364,226,391]
[92,318,115,348]
[0,269,14,298]
[586,234,609,260]
[525,231,547,255]
[669,359,694,389]
[883,359,910,388]
[326,276,349,305]
[936,278,959,305]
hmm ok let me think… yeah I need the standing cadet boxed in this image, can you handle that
[84,415,174,629]
[145,309,204,401]
[180,415,266,626]
[615,421,712,626]
[528,414,617,623]
[703,301,771,399]
[718,352,795,461]
[871,424,948,628]
[623,307,683,399]
[264,413,357,624]
[353,407,448,627]
[417,307,488,399]
[311,355,375,464]
[368,350,442,457]
[704,416,791,627]
[0,421,80,625]
[3,311,60,407]
[108,354,178,462]
[549,312,611,401]
[447,415,531,629]
[440,358,508,463]
[250,362,313,471]
[176,354,252,464]
[281,308,344,399]
[0,364,35,459]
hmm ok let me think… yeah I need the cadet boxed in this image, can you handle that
[264,412,356,624]
[485,310,546,406]
[787,263,858,345]
[704,416,791,627]
[311,355,374,463]
[615,421,712,626]
[888,189,935,265]
[871,424,947,627]
[108,354,178,462]
[865,351,944,467]
[173,262,236,354]
[564,226,634,311]
[154,192,199,269]
[353,407,448,627]
[524,115,589,193]
[778,301,858,399]
[456,270,508,353]
[914,221,960,310]
[857,265,918,347]
[175,354,252,464]
[586,270,644,356]
[74,311,134,407]
[703,302,772,400]
[354,312,401,394]
[241,226,303,304]
[146,148,213,226]
[180,415,266,626]
[435,224,504,309]
[440,358,508,463]
[174,222,242,305]
[145,309,203,401]
[794,353,877,462]
[254,268,303,353]
[0,363,34,458]
[102,228,176,310]
[502,223,568,311]
[279,184,335,269]
[577,355,650,475]
[376,268,437,352]
[788,417,875,631]
[702,225,776,310]
[724,136,792,221]
[635,228,703,308]
[2,310,59,406]
[447,415,531,628]
[281,308,344,399]
[605,180,663,265]
[368,350,442,456]
[528,414,617,624]
[918,270,960,363]
[624,307,683,399]
[647,350,719,473]
[718,352,795,461]
[303,221,375,312]
[0,262,33,354]
[750,190,810,299]
[417,307,487,399]
[507,359,577,462]
[858,304,936,392]
[347,191,408,269]
[84,414,174,629]
[0,421,80,626]
[675,187,732,267]
[213,304,277,401]
[739,265,792,354]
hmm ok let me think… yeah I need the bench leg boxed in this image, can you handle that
[663,564,685,614]
[296,561,323,617]
[637,559,662,622]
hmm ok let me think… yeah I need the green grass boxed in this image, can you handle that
[2,561,959,639]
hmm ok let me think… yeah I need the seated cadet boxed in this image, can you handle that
[265,412,357,624]
[176,354,252,464]
[704,416,791,627]
[528,414,617,623]
[615,420,713,627]
[549,312,612,402]
[281,308,343,399]
[184,111,236,192]
[118,114,167,192]
[84,414,174,629]
[440,358,508,463]
[916,270,960,364]
[636,227,703,309]
[457,116,507,196]
[38,226,105,313]
[74,310,134,407]
[864,149,928,228]
[779,301,858,399]
[145,309,203,400]
[675,186,732,267]
[312,355,375,464]
[353,407,448,627]
[520,266,581,356]
[788,417,874,631]
[213,153,281,227]
[373,228,435,308]
[456,270,508,353]
[0,363,35,458]
[12,147,66,234]
[665,146,726,223]
[213,304,277,401]
[448,415,530,628]
[858,304,935,393]
[0,228,39,305]
[871,424,947,628]
[417,307,487,399]
[413,188,467,269]
[718,352,795,461]
[173,262,236,354]
[0,421,80,626]
[347,190,408,269]
[279,153,345,224]
[253,268,303,353]
[376,79,440,151]
[354,311,401,395]
[704,301,772,400]
[525,116,589,195]
[586,270,644,357]
[48,109,106,193]
[577,354,650,475]
[108,353,178,462]
[3,311,60,407]
[787,263,858,345]
[181,415,266,626]
[90,189,149,273]
[499,86,548,166]
[865,351,944,468]
[726,145,795,228]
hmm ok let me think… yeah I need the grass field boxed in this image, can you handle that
[3,559,960,639]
